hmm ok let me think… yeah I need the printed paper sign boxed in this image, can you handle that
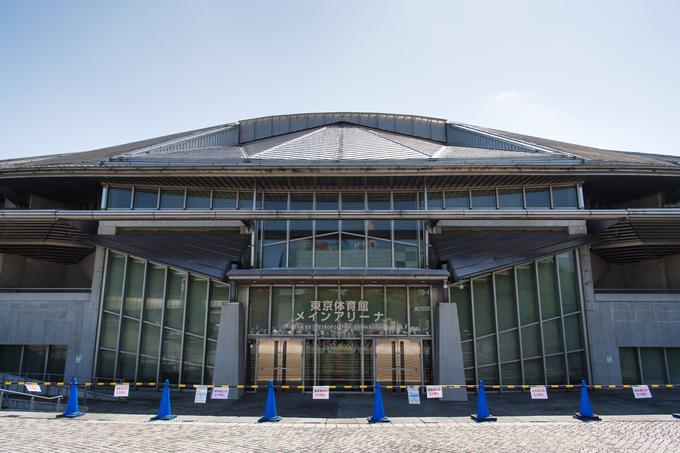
[113,383,129,398]
[426,385,443,399]
[25,383,41,393]
[530,386,548,399]
[312,386,330,399]
[632,385,652,399]
[211,387,230,399]
[407,387,421,405]
[194,386,208,404]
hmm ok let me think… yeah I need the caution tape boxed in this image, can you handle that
[2,381,678,390]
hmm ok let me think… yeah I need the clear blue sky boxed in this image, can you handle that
[1,0,679,159]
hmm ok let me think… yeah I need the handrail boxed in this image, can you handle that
[0,388,64,401]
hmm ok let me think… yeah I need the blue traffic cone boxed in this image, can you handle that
[471,380,496,422]
[57,377,84,418]
[573,380,601,421]
[151,379,177,421]
[258,380,282,422]
[367,380,390,423]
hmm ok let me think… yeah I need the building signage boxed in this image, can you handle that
[113,383,129,398]
[211,387,230,399]
[407,387,421,404]
[426,385,443,399]
[25,383,41,392]
[194,385,208,404]
[312,386,330,399]
[530,386,548,399]
[632,385,652,399]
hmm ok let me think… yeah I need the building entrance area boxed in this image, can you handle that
[250,337,429,389]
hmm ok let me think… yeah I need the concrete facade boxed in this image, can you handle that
[434,302,467,401]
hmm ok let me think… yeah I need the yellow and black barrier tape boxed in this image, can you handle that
[1,381,678,390]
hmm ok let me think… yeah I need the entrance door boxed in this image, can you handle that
[255,338,303,386]
[375,339,422,386]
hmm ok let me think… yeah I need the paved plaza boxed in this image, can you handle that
[1,411,680,452]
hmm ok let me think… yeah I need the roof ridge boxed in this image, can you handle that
[359,126,435,158]
[249,125,331,158]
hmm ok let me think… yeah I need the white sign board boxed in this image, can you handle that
[312,386,330,399]
[632,385,652,399]
[407,387,421,405]
[211,387,230,399]
[426,385,443,399]
[194,385,208,404]
[113,383,129,398]
[25,383,41,393]
[530,386,548,399]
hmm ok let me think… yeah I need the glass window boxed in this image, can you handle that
[538,257,560,319]
[104,252,126,313]
[213,191,237,209]
[667,348,680,383]
[46,346,67,380]
[123,258,145,318]
[568,351,586,383]
[409,287,431,335]
[161,329,181,362]
[542,319,563,355]
[290,193,313,210]
[143,264,165,324]
[476,335,497,367]
[159,360,179,385]
[185,277,208,336]
[0,345,22,373]
[367,192,391,210]
[271,287,293,335]
[394,221,419,268]
[367,220,392,267]
[107,187,132,209]
[160,189,184,209]
[462,341,474,369]
[426,191,443,209]
[140,324,160,356]
[564,314,583,351]
[238,191,254,209]
[21,346,47,378]
[494,270,517,331]
[523,358,544,384]
[451,284,473,341]
[133,188,158,209]
[385,287,407,335]
[525,187,550,208]
[207,283,229,339]
[477,364,499,385]
[499,330,520,362]
[557,251,580,314]
[138,356,157,382]
[99,312,119,350]
[619,347,640,385]
[316,286,339,337]
[289,239,313,267]
[261,220,287,268]
[164,270,186,330]
[521,324,542,358]
[517,263,539,324]
[393,193,417,210]
[316,192,339,210]
[501,362,522,385]
[263,193,288,210]
[117,352,136,381]
[341,192,365,210]
[552,186,578,208]
[546,355,566,384]
[471,190,496,209]
[498,189,523,209]
[315,220,339,267]
[341,220,365,267]
[119,318,139,353]
[248,287,269,334]
[293,287,315,334]
[182,335,203,365]
[640,348,666,384]
[97,350,116,379]
[473,277,495,336]
[340,286,362,338]
[182,363,202,385]
[445,190,469,208]
[363,286,385,335]
[186,190,210,209]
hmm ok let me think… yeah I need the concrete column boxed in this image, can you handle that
[579,246,621,384]
[213,302,244,399]
[435,302,467,401]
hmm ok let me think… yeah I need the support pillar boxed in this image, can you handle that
[435,302,467,401]
[213,302,244,399]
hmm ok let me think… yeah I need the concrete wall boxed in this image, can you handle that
[582,247,680,384]
[0,247,106,382]
[0,252,94,289]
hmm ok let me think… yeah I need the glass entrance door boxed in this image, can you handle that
[315,340,369,388]
[375,339,422,386]
[255,338,303,386]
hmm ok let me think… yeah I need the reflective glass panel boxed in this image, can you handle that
[495,270,517,331]
[542,318,563,354]
[385,287,408,335]
[538,257,560,319]
[640,348,666,384]
[546,355,566,384]
[558,251,580,314]
[517,263,539,324]
[315,221,339,267]
[473,277,495,336]
[238,191,254,209]
[619,347,640,385]
[471,190,496,209]
[123,258,144,318]
[161,328,181,362]
[133,188,158,209]
[367,192,391,210]
[290,193,313,210]
[341,192,365,210]
[99,312,119,350]
[264,193,288,210]
[393,192,417,210]
[501,362,522,385]
[212,191,237,209]
[498,189,523,208]
[185,277,207,336]
[552,186,578,208]
[316,192,339,210]
[140,324,160,356]
[476,336,497,366]
[525,187,550,208]
[445,190,469,208]
[564,314,583,351]
[207,283,229,339]
[426,191,443,209]
[186,190,210,209]
[293,287,316,334]
[363,286,385,335]
[104,253,125,313]
[341,220,366,267]
[271,287,293,335]
[451,285,473,341]
[107,187,132,208]
[499,330,520,362]
[160,189,184,208]
[248,287,269,334]
[409,287,431,335]
[667,348,680,383]
[119,318,139,353]
[523,358,544,384]
[521,324,542,358]
[477,364,499,385]
[164,270,186,330]
[143,264,165,324]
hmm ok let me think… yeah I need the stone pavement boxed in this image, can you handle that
[1,411,680,452]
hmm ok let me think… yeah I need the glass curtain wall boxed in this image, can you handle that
[620,347,680,385]
[96,251,230,385]
[0,345,67,381]
[451,250,588,385]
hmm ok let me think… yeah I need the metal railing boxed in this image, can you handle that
[0,388,63,411]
